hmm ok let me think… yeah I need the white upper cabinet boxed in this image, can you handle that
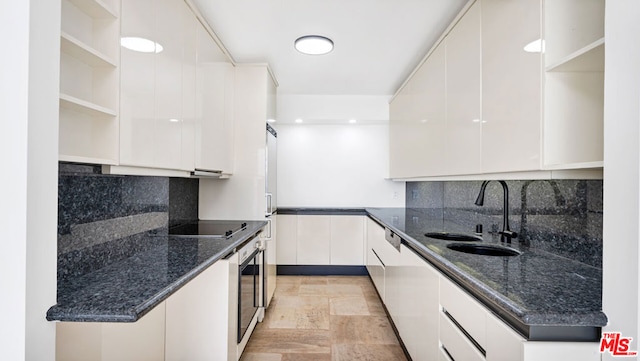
[389,42,446,179]
[481,0,542,173]
[389,0,603,178]
[199,65,277,220]
[445,1,482,175]
[195,24,235,174]
[58,0,120,165]
[119,0,196,172]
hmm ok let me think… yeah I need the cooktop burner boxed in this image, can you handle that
[169,221,247,238]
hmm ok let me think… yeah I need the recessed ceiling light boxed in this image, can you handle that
[267,119,276,123]
[349,119,357,124]
[169,118,180,123]
[295,118,303,123]
[121,37,164,53]
[294,35,334,55]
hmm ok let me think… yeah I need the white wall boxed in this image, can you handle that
[602,0,640,359]
[1,3,30,359]
[277,94,390,123]
[276,94,405,207]
[0,1,59,360]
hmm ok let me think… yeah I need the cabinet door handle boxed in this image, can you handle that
[441,345,455,361]
[371,248,385,267]
[265,193,273,216]
[266,219,272,240]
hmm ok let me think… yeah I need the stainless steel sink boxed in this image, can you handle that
[446,243,522,257]
[425,232,483,242]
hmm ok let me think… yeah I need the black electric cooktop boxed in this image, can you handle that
[169,220,247,238]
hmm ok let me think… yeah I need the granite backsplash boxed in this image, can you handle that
[57,163,199,291]
[406,180,603,268]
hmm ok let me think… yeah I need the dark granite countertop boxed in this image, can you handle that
[366,207,606,341]
[47,220,267,322]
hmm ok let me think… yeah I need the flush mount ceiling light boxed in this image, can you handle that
[294,35,334,55]
[121,37,164,53]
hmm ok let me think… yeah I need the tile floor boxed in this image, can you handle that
[240,275,408,361]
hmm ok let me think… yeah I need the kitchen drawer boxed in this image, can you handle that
[439,312,485,361]
[485,311,523,361]
[439,346,454,361]
[440,275,487,348]
[367,247,385,300]
[373,230,400,267]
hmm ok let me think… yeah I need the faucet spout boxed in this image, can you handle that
[475,180,518,243]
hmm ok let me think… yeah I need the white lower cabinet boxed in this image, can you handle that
[56,254,240,361]
[365,218,600,361]
[440,312,485,361]
[276,214,297,264]
[438,265,601,361]
[165,252,239,361]
[365,218,399,303]
[330,216,365,265]
[276,214,366,266]
[396,245,440,360]
[440,273,488,349]
[56,302,166,361]
[296,215,331,265]
[485,312,524,361]
[366,218,386,300]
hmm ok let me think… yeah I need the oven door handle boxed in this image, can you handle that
[239,248,261,269]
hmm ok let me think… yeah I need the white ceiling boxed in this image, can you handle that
[191,0,468,95]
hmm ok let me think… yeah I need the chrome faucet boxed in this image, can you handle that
[474,180,518,243]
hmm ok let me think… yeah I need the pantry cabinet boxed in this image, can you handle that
[118,0,196,172]
[58,0,120,165]
[198,64,276,219]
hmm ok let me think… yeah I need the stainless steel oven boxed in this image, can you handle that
[237,236,263,344]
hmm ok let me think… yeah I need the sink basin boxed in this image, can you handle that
[446,243,521,257]
[425,232,482,242]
